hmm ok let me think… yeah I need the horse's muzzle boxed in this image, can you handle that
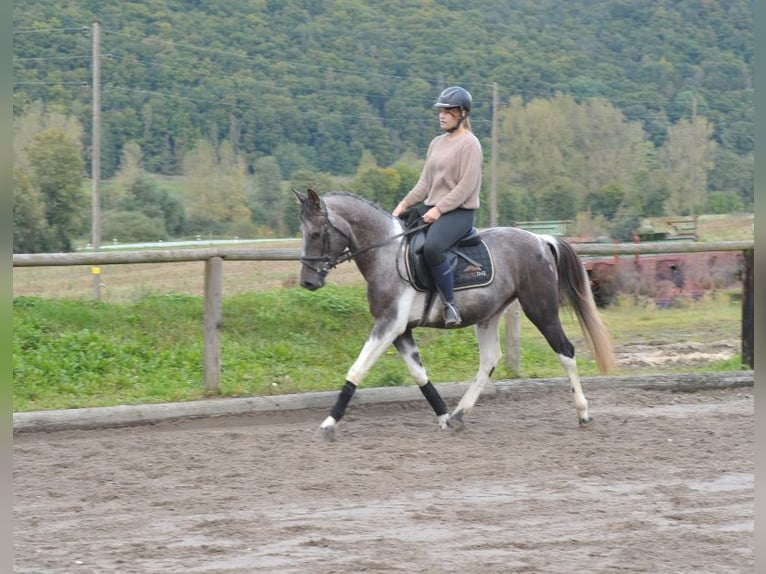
[300,275,325,291]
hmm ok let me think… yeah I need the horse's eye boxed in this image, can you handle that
[310,231,321,240]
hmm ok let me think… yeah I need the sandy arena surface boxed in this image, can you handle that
[13,381,753,574]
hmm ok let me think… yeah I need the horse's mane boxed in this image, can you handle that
[323,191,398,222]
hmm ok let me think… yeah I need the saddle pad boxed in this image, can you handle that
[405,240,495,292]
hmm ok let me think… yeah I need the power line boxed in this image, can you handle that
[107,85,244,108]
[13,26,87,34]
[14,81,89,86]
[15,55,93,62]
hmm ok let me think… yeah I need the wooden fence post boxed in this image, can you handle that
[504,300,521,375]
[204,256,223,394]
[741,249,753,369]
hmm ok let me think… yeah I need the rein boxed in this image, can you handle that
[300,210,428,277]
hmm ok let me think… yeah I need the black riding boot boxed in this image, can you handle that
[429,260,461,328]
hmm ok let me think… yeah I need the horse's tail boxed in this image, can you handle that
[553,238,616,375]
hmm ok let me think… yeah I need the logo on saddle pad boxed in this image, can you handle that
[404,228,495,292]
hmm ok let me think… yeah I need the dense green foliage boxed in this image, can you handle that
[13,288,742,412]
[13,1,753,249]
[14,0,752,175]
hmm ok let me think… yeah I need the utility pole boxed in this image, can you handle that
[489,82,521,374]
[690,95,697,219]
[490,82,498,227]
[91,20,102,299]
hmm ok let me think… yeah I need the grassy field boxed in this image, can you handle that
[695,213,754,241]
[13,286,744,413]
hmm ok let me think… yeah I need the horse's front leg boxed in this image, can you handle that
[320,318,406,441]
[393,330,450,430]
[449,312,503,431]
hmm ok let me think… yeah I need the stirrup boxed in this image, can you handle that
[443,303,462,328]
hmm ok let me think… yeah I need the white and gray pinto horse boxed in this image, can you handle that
[294,189,615,440]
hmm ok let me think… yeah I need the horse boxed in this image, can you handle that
[293,188,616,440]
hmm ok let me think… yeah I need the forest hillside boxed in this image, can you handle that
[13,0,753,249]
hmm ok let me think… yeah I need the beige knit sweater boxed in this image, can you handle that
[403,130,483,213]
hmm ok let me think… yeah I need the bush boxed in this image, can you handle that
[102,210,168,243]
[706,191,744,214]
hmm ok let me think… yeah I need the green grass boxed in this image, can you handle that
[13,287,745,412]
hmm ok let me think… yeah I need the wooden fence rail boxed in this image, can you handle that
[13,240,754,392]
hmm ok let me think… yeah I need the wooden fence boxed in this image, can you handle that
[13,240,754,392]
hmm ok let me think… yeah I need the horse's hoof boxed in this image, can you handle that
[579,416,594,427]
[437,413,451,430]
[449,409,466,432]
[318,424,336,442]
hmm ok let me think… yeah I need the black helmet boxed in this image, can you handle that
[433,86,472,114]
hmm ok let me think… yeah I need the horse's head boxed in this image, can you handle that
[293,188,352,291]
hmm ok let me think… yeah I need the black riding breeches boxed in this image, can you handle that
[419,207,476,266]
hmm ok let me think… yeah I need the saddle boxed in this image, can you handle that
[404,226,495,293]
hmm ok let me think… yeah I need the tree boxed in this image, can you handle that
[584,183,625,220]
[392,159,421,198]
[26,128,86,252]
[576,99,649,200]
[183,139,252,236]
[108,142,186,238]
[497,94,649,219]
[537,179,578,220]
[251,156,286,235]
[659,116,717,215]
[273,142,314,179]
[288,169,335,195]
[13,102,86,252]
[13,100,82,173]
[707,148,753,208]
[667,90,709,123]
[13,167,50,253]
[610,211,641,242]
[351,166,401,207]
[110,141,144,205]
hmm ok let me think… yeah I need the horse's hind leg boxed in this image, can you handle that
[557,353,592,426]
[393,331,450,430]
[520,296,592,426]
[449,312,504,430]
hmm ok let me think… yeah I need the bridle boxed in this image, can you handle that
[299,206,428,278]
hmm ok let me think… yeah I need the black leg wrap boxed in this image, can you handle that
[419,381,448,416]
[329,381,357,421]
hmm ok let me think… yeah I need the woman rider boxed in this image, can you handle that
[392,86,483,327]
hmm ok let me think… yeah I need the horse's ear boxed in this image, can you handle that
[291,188,307,204]
[307,188,322,212]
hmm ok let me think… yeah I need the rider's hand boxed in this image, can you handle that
[422,206,441,224]
[392,200,408,217]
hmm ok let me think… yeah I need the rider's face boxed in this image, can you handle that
[438,108,461,131]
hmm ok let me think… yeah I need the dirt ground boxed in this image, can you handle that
[13,382,753,574]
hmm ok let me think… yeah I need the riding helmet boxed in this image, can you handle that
[433,86,472,114]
